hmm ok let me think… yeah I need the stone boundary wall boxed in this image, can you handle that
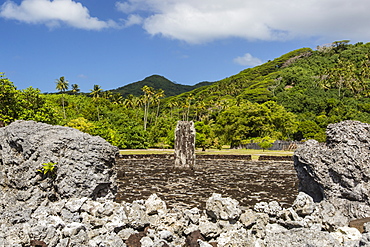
[258,155,293,161]
[233,140,304,150]
[118,154,294,161]
[118,154,174,160]
[197,154,252,160]
[118,154,253,160]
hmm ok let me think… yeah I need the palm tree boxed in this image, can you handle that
[111,93,123,105]
[154,89,165,125]
[71,84,80,94]
[167,101,178,119]
[123,95,142,119]
[90,85,103,121]
[123,95,135,109]
[142,85,154,130]
[90,84,102,98]
[103,91,113,101]
[185,94,194,121]
[55,76,69,119]
[194,101,206,121]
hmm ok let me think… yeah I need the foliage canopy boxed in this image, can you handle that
[3,41,370,149]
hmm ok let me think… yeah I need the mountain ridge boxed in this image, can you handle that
[110,74,214,97]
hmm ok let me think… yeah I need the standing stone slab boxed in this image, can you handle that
[174,121,196,169]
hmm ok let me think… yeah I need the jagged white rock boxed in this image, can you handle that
[206,193,242,221]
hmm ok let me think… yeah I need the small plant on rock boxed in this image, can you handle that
[38,162,57,178]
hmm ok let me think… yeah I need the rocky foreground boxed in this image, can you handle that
[1,120,370,246]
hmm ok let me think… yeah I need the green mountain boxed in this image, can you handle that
[167,47,313,103]
[170,41,370,106]
[110,75,213,98]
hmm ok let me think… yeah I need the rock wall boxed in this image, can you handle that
[234,140,303,151]
[0,120,118,202]
[0,120,119,245]
[294,120,370,220]
[258,155,293,161]
[118,154,253,160]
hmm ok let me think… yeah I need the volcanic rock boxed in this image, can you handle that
[294,120,370,220]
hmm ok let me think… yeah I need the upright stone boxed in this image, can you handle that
[174,121,196,169]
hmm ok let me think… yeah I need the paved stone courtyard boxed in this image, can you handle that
[115,156,298,209]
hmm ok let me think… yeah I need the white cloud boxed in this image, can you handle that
[0,0,117,30]
[115,0,370,43]
[4,0,370,42]
[116,1,133,13]
[233,53,263,66]
[124,14,143,27]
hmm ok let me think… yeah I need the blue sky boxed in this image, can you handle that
[1,0,370,93]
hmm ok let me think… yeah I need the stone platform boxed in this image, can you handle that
[115,155,298,209]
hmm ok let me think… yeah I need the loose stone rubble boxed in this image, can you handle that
[2,191,365,247]
[1,120,370,246]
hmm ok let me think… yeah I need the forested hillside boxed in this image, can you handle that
[2,40,370,149]
[109,74,213,98]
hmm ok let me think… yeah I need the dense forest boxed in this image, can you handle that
[1,40,370,149]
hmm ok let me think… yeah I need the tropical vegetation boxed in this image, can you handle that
[1,40,370,149]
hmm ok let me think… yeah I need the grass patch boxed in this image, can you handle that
[120,149,174,155]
